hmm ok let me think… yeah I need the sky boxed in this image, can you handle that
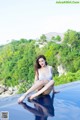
[0,0,80,45]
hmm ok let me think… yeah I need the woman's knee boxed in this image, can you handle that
[50,80,54,85]
[35,80,54,86]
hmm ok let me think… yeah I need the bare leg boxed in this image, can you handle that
[29,80,54,100]
[43,84,60,95]
[18,80,45,103]
[43,85,53,95]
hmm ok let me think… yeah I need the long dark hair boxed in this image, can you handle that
[34,55,47,73]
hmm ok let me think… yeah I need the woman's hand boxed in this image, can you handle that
[18,95,26,103]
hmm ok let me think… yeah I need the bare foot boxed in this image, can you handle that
[29,94,37,100]
[18,95,26,103]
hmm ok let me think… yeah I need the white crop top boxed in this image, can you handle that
[38,65,53,81]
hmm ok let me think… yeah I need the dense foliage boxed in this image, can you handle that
[0,29,80,93]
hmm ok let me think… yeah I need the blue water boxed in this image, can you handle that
[0,81,80,120]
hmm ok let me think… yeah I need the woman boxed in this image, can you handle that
[18,55,56,103]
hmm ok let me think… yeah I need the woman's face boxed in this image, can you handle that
[38,58,46,67]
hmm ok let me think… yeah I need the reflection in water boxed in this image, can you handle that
[20,94,55,120]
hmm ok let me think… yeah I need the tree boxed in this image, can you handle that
[55,35,61,41]
[39,34,47,43]
[51,36,55,40]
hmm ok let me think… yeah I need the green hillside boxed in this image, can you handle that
[0,29,80,93]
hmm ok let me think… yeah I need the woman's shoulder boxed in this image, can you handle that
[37,67,41,72]
[48,65,52,69]
[48,65,53,74]
[47,65,53,71]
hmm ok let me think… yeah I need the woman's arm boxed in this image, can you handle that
[34,71,39,83]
